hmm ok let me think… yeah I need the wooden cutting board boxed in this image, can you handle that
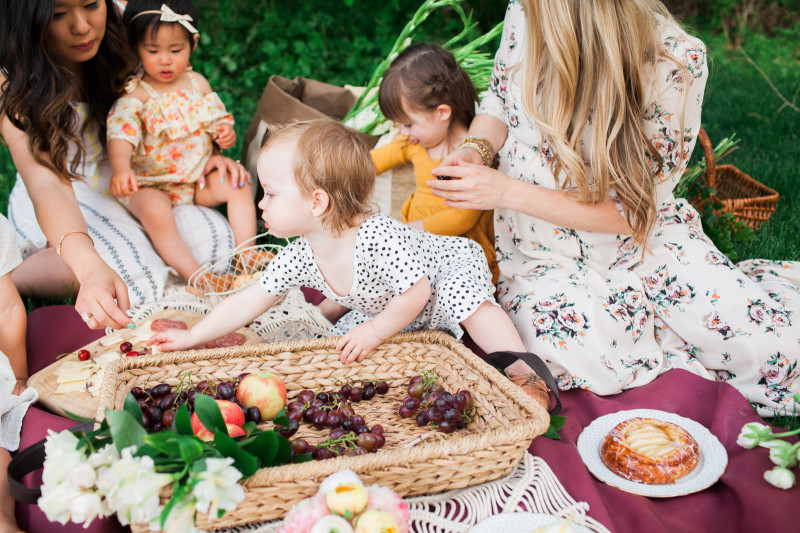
[27,309,261,419]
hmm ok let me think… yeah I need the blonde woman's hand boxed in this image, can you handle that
[74,259,134,330]
[429,160,514,211]
[336,322,384,364]
[12,379,26,396]
[203,154,251,190]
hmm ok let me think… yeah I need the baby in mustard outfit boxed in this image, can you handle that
[107,1,255,281]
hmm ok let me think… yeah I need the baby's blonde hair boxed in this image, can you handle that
[262,119,375,236]
[518,0,690,246]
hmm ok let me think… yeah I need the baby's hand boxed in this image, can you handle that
[147,328,195,352]
[110,169,138,197]
[215,124,236,149]
[336,321,384,364]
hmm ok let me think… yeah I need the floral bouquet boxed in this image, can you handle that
[38,393,305,532]
[737,393,800,490]
[279,469,409,533]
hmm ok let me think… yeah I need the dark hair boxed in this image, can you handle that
[123,0,198,51]
[0,0,131,180]
[378,43,478,133]
[263,120,375,236]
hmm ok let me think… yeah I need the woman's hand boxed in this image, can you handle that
[428,160,515,211]
[74,257,134,330]
[12,378,26,396]
[147,328,195,352]
[336,321,384,364]
[200,154,250,191]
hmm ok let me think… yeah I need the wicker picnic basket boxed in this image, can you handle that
[96,331,549,531]
[697,127,779,231]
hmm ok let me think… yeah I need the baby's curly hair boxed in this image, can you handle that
[262,119,375,235]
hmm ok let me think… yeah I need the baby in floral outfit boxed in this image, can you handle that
[107,0,255,281]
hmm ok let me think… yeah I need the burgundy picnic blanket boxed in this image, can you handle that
[19,305,800,533]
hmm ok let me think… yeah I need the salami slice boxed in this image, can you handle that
[150,319,188,332]
[195,332,246,350]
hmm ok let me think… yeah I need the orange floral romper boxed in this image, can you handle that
[106,71,234,205]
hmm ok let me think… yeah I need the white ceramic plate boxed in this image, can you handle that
[467,512,592,533]
[576,409,728,497]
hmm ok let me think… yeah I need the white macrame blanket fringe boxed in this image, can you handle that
[216,453,611,533]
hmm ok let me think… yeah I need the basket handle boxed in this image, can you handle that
[483,351,562,415]
[698,127,716,189]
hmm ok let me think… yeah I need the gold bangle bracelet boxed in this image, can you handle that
[459,141,494,167]
[56,231,94,257]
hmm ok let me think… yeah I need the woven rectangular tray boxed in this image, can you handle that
[96,331,549,531]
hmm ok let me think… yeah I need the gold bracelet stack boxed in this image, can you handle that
[458,136,495,167]
[56,231,94,257]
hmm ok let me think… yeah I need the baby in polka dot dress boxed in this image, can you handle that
[149,119,551,409]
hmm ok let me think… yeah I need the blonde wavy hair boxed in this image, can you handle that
[518,0,689,245]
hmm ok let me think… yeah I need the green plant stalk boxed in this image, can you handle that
[674,133,740,199]
[344,0,502,136]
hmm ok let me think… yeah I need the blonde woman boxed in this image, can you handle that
[432,0,800,414]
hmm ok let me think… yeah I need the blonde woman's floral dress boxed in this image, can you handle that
[107,71,234,205]
[485,1,800,414]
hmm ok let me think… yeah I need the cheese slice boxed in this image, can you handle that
[56,361,100,383]
[55,380,90,394]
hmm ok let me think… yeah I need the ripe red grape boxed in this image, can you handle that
[297,390,314,403]
[357,433,378,452]
[407,382,425,398]
[398,406,416,418]
[416,411,429,426]
[291,439,310,455]
[362,386,376,401]
[349,387,363,402]
[375,381,389,394]
[371,424,384,436]
[438,420,456,433]
[403,396,420,410]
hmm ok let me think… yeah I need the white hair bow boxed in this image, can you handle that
[130,4,198,34]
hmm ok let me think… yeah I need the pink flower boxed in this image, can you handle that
[279,494,330,533]
[365,486,409,533]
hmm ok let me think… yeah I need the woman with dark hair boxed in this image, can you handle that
[1,0,244,329]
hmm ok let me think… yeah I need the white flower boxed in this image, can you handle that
[96,446,171,526]
[39,480,81,525]
[736,422,770,449]
[68,492,108,527]
[768,440,798,468]
[42,429,87,486]
[317,469,361,497]
[88,443,120,469]
[68,462,97,489]
[158,495,200,533]
[763,466,796,490]
[311,514,355,533]
[191,457,245,518]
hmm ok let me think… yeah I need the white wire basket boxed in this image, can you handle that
[187,234,285,305]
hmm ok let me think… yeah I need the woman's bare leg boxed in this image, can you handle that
[195,170,256,247]
[11,248,78,298]
[0,449,25,533]
[127,188,201,280]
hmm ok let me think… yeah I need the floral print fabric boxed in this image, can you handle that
[106,72,234,205]
[484,1,800,413]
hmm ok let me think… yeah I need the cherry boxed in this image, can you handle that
[375,381,389,395]
[119,341,133,353]
[77,349,91,361]
[126,351,140,357]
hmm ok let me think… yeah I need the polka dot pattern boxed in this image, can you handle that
[260,213,496,338]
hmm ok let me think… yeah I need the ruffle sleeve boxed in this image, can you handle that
[200,91,235,137]
[106,97,144,148]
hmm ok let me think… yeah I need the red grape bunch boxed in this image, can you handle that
[284,380,390,460]
[132,371,258,433]
[398,371,474,433]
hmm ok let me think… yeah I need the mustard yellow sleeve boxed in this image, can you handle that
[422,207,484,237]
[370,136,412,174]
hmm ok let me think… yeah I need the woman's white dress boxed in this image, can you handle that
[8,103,233,305]
[485,1,800,413]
